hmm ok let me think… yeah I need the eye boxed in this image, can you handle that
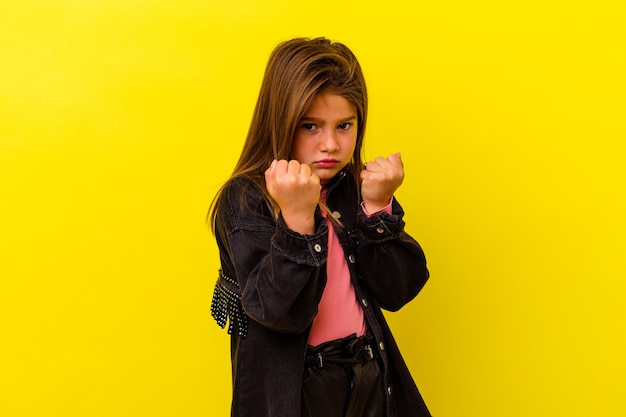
[338,122,352,130]
[301,123,316,131]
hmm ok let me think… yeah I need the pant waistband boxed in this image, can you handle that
[306,334,375,368]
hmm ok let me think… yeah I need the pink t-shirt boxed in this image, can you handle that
[307,192,392,347]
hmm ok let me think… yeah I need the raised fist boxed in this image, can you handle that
[265,159,321,234]
[360,153,404,213]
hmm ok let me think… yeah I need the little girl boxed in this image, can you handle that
[209,37,431,417]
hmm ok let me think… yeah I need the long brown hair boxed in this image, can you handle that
[209,37,368,232]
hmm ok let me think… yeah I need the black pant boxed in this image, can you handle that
[301,334,385,417]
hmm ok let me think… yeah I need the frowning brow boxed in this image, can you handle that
[299,115,357,124]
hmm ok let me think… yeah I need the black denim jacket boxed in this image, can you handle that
[212,171,431,417]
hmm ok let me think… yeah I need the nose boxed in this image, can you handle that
[320,129,339,152]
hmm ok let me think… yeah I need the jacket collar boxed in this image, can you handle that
[322,169,349,196]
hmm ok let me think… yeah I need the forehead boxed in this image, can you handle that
[302,92,357,118]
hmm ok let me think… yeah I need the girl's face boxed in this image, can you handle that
[292,92,358,185]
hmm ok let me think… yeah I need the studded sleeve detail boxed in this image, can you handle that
[211,269,248,337]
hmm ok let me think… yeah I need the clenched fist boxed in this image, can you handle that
[265,159,321,234]
[360,153,404,213]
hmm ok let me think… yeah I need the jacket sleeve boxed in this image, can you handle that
[216,179,328,333]
[355,198,429,311]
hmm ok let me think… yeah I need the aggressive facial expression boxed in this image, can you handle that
[292,92,358,184]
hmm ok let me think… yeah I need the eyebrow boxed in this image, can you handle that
[300,115,357,123]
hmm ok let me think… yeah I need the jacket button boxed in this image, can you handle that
[332,211,341,219]
[387,386,393,395]
[348,255,355,263]
[361,298,368,307]
[314,244,322,252]
[376,227,385,234]
[379,341,385,351]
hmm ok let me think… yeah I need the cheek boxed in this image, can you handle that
[342,134,358,153]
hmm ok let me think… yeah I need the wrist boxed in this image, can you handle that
[361,197,392,214]
[281,210,315,235]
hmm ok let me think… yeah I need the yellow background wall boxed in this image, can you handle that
[1,1,625,416]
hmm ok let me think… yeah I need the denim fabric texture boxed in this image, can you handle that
[213,170,431,417]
